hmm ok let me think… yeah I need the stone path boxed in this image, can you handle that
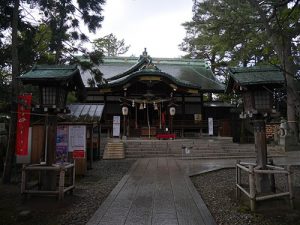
[87,158,217,225]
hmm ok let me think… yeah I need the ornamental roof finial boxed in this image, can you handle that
[142,48,148,57]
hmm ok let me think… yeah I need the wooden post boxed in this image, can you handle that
[70,161,75,195]
[249,165,256,211]
[58,167,65,200]
[40,115,57,190]
[236,160,241,199]
[287,165,294,209]
[253,119,271,193]
[21,165,26,194]
[88,126,93,169]
[268,159,276,193]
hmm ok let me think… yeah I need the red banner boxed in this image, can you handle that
[16,94,32,156]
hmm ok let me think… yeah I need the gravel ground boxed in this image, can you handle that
[0,159,135,225]
[191,166,300,225]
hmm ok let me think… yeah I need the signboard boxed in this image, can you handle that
[113,116,120,137]
[73,150,85,158]
[16,94,32,156]
[56,125,69,163]
[69,125,86,159]
[194,114,202,124]
[208,117,213,136]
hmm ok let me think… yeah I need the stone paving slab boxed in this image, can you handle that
[87,158,217,225]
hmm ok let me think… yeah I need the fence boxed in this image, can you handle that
[236,161,294,211]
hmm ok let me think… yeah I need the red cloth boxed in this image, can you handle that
[16,94,32,156]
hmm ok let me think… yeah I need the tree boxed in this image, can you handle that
[248,0,300,141]
[180,0,277,74]
[181,0,300,139]
[2,0,20,183]
[93,33,130,56]
[1,0,106,183]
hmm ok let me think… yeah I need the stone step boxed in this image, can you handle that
[103,142,125,159]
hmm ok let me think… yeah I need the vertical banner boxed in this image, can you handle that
[16,94,32,156]
[112,116,120,137]
[69,125,86,158]
[56,125,69,163]
[208,117,214,136]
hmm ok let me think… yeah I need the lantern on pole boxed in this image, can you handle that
[227,66,285,193]
[169,104,176,133]
[20,65,86,165]
[122,104,129,138]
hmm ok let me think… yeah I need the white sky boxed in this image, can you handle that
[86,0,193,58]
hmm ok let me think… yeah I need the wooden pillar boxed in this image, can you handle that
[236,160,241,199]
[88,126,93,169]
[46,115,57,165]
[181,95,185,137]
[21,165,26,194]
[44,115,57,190]
[253,119,271,193]
[200,93,204,136]
[249,165,256,211]
[58,168,65,200]
[287,165,294,209]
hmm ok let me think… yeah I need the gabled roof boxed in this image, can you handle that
[21,65,80,83]
[20,64,86,101]
[226,66,285,93]
[79,52,224,92]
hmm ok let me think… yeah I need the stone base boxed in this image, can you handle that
[280,135,299,151]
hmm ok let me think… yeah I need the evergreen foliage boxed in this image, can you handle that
[93,33,131,57]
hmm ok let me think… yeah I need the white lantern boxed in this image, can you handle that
[122,106,128,116]
[139,103,143,110]
[169,106,176,116]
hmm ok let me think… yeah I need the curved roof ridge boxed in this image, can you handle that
[103,70,200,89]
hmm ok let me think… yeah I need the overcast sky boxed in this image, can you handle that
[87,0,193,58]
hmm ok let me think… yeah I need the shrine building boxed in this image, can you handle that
[83,50,233,138]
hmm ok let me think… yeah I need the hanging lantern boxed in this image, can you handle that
[139,103,143,110]
[169,106,176,116]
[154,102,158,110]
[143,102,146,109]
[122,105,128,116]
[132,100,135,107]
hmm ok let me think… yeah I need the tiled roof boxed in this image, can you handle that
[20,64,86,100]
[79,55,224,92]
[225,66,286,94]
[228,66,285,85]
[20,65,79,81]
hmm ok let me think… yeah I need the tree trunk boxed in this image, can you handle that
[282,48,299,141]
[2,0,20,183]
[249,0,299,141]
